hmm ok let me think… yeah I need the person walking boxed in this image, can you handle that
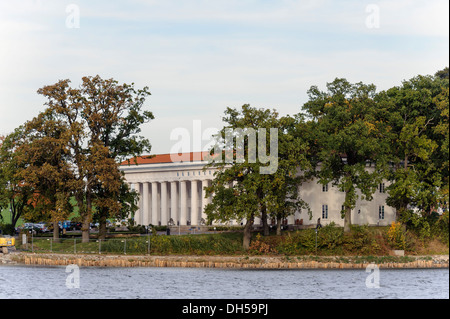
[316,218,322,229]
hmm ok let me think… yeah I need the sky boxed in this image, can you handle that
[0,0,448,155]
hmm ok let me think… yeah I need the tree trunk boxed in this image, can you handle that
[344,190,352,233]
[276,215,282,236]
[81,190,91,243]
[243,214,254,250]
[98,209,108,240]
[81,214,90,243]
[344,206,352,233]
[53,221,61,243]
[261,205,269,236]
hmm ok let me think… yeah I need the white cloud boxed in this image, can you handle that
[0,0,448,153]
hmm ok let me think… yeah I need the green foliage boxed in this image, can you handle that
[435,212,449,245]
[400,210,449,246]
[0,128,36,228]
[341,225,382,254]
[379,72,449,215]
[0,223,16,236]
[318,222,344,249]
[302,78,389,231]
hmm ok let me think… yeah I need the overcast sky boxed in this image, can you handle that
[0,0,448,155]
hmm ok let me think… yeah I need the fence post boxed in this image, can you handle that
[74,238,76,254]
[47,238,52,253]
[98,239,101,254]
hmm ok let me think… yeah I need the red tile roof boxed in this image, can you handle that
[121,151,210,166]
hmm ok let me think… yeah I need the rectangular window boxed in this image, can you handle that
[379,183,385,193]
[341,205,345,219]
[322,205,328,219]
[322,184,328,192]
[379,206,385,220]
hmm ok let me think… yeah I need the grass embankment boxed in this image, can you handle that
[21,224,449,257]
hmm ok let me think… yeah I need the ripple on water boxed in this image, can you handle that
[0,266,448,299]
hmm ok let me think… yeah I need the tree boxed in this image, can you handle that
[264,115,311,235]
[18,112,76,242]
[376,72,449,217]
[205,105,310,248]
[0,128,35,231]
[435,67,449,80]
[36,75,153,242]
[302,78,389,232]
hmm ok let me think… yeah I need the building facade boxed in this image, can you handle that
[120,152,395,227]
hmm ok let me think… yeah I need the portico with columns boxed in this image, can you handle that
[121,152,216,227]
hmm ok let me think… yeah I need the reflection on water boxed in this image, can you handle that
[0,266,448,299]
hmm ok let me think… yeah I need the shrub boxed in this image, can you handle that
[342,225,377,254]
[276,233,298,255]
[318,222,343,249]
[387,221,406,250]
[434,211,449,246]
[249,233,273,255]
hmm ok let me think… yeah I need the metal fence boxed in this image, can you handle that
[19,235,153,255]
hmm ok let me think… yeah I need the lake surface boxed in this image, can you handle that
[0,265,448,299]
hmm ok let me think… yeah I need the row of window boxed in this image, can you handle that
[177,171,213,177]
[321,205,385,220]
[322,183,386,193]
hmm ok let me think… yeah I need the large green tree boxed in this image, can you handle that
[376,71,449,217]
[302,78,389,232]
[0,128,36,231]
[205,105,310,248]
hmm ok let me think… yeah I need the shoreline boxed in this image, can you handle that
[2,252,448,269]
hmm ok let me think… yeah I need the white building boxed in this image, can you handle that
[120,152,395,228]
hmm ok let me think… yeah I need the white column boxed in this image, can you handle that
[170,181,178,225]
[151,182,158,225]
[134,183,142,225]
[161,181,168,226]
[142,182,149,226]
[127,183,132,219]
[288,214,295,225]
[201,179,209,224]
[180,180,187,225]
[191,180,199,226]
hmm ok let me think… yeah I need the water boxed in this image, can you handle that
[0,265,448,299]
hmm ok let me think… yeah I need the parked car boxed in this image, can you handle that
[21,223,42,234]
[70,222,82,231]
[34,223,50,233]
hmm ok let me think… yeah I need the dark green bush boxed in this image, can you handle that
[0,223,16,236]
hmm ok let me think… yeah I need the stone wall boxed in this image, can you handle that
[4,252,448,269]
